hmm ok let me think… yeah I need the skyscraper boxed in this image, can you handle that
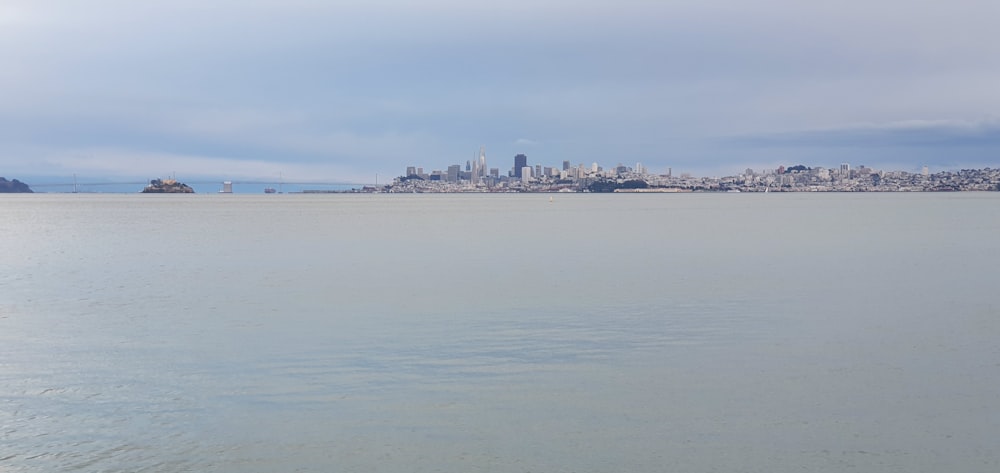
[514,154,527,179]
[472,146,487,184]
[471,155,480,184]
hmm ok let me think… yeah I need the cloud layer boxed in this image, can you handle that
[2,0,999,182]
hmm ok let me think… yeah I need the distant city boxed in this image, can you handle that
[5,149,1000,194]
[389,148,1000,193]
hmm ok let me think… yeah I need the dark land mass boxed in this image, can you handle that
[0,177,33,193]
[587,179,649,193]
[142,178,195,193]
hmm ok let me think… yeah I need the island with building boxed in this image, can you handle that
[142,178,195,193]
[0,177,33,193]
[386,149,1000,193]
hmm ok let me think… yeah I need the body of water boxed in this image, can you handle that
[2,193,998,472]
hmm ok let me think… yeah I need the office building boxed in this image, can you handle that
[521,166,533,180]
[514,154,528,179]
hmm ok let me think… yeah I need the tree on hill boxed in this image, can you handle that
[587,179,649,192]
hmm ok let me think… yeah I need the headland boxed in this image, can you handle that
[0,177,33,193]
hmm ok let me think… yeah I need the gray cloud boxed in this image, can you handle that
[728,119,1000,148]
[2,0,999,179]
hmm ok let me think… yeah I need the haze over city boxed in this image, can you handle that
[2,0,999,184]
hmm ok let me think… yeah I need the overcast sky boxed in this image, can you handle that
[2,0,999,183]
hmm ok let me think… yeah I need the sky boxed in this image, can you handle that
[2,0,999,184]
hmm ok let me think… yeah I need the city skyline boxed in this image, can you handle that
[400,148,954,184]
[391,151,1000,193]
[2,1,999,183]
[3,148,988,191]
[9,154,998,193]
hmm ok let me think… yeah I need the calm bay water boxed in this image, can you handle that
[2,192,998,472]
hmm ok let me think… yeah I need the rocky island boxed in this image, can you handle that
[0,177,33,193]
[142,178,195,193]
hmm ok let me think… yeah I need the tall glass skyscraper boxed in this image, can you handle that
[514,154,527,178]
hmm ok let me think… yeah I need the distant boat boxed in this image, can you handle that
[264,187,277,194]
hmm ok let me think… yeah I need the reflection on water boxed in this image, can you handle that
[2,193,999,472]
